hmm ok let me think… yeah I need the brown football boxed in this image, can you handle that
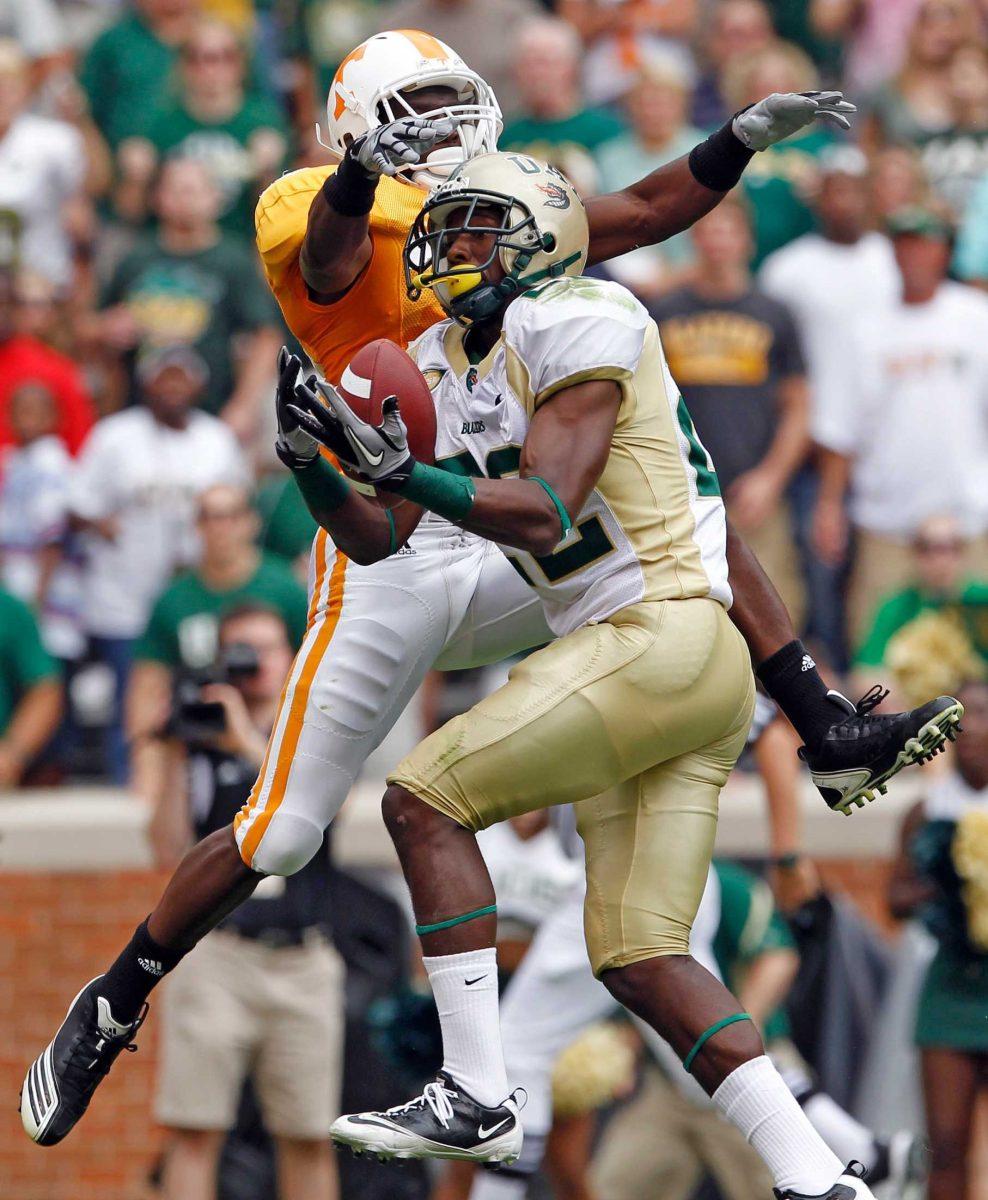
[338,339,437,467]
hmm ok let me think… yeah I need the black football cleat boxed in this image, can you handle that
[330,1072,524,1164]
[801,687,964,815]
[775,1161,877,1199]
[20,976,147,1146]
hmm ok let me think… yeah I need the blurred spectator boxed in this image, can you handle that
[855,515,988,676]
[0,585,62,787]
[117,18,288,241]
[149,603,342,1200]
[0,0,68,72]
[918,44,988,216]
[810,0,922,98]
[94,156,281,439]
[869,143,930,224]
[692,0,775,130]
[861,0,978,152]
[558,0,698,108]
[0,270,95,456]
[650,196,810,625]
[888,677,988,1200]
[0,39,88,289]
[126,482,307,780]
[0,382,83,662]
[500,17,626,167]
[725,41,839,266]
[375,0,541,120]
[814,207,988,646]
[79,0,201,149]
[760,146,898,668]
[69,348,248,782]
[594,52,702,295]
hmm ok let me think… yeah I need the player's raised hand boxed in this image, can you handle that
[274,347,320,468]
[351,114,460,176]
[732,92,856,151]
[290,385,415,487]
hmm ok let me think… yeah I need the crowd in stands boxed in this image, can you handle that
[1,0,987,787]
[2,3,988,1198]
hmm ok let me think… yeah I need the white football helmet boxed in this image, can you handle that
[324,29,502,190]
[404,151,589,325]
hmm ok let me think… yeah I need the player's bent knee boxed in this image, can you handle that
[600,951,692,1003]
[248,812,325,876]
[382,784,435,841]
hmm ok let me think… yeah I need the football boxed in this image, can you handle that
[338,339,437,467]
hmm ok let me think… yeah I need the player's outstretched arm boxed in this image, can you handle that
[300,116,457,301]
[291,374,622,556]
[274,350,423,562]
[585,92,855,265]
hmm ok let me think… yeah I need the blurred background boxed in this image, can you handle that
[1,0,988,1198]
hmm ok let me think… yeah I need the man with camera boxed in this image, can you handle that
[147,602,343,1200]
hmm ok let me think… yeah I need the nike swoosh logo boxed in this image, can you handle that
[464,975,488,986]
[477,1118,510,1139]
[345,427,384,467]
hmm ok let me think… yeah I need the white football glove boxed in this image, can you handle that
[290,384,414,488]
[733,91,857,151]
[351,114,459,177]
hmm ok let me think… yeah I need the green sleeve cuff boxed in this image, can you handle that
[293,454,351,513]
[400,460,476,521]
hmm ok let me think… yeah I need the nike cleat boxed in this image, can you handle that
[801,688,964,815]
[20,976,147,1146]
[330,1072,524,1164]
[775,1161,876,1199]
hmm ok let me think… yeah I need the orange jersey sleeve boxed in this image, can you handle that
[255,165,446,384]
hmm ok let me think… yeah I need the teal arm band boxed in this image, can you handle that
[385,507,397,556]
[293,454,350,513]
[683,1013,753,1074]
[529,475,572,538]
[415,904,497,936]
[400,460,476,521]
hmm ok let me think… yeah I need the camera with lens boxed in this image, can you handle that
[167,642,261,745]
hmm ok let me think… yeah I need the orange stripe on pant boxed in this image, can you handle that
[235,533,348,867]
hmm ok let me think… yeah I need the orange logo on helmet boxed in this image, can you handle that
[332,42,368,119]
[396,29,449,59]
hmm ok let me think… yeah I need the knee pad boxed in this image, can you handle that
[247,812,324,876]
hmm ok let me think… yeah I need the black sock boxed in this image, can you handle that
[97,918,186,1022]
[756,640,840,753]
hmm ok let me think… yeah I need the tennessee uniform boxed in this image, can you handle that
[393,266,755,974]
[235,34,552,876]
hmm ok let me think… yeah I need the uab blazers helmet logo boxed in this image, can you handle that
[535,181,571,210]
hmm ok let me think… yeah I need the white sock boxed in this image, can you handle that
[424,948,509,1107]
[713,1056,845,1194]
[800,1093,878,1172]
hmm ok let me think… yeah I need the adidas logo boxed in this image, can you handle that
[138,957,164,976]
[800,654,816,672]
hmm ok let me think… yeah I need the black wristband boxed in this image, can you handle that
[322,146,378,217]
[688,118,755,192]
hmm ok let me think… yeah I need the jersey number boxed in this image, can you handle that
[438,445,615,585]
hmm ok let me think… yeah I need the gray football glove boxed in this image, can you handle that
[733,91,857,151]
[274,347,319,468]
[289,384,415,489]
[351,114,459,177]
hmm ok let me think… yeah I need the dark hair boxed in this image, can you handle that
[218,602,291,640]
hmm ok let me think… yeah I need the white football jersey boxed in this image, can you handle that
[411,276,731,636]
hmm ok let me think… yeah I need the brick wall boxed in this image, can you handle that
[0,871,169,1200]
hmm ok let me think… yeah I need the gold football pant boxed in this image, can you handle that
[389,597,755,974]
